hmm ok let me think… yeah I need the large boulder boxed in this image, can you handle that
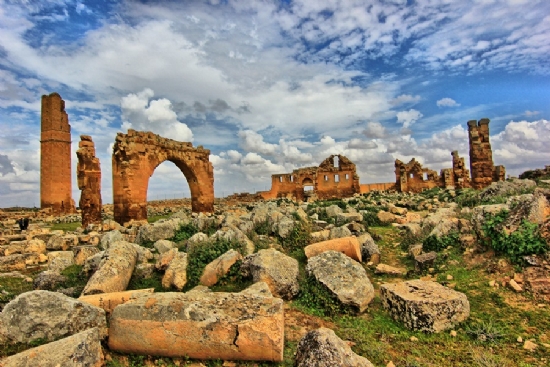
[135,218,181,244]
[241,248,299,300]
[304,236,362,262]
[479,178,536,202]
[471,204,509,239]
[99,230,123,250]
[306,251,374,312]
[357,233,380,264]
[294,327,375,367]
[154,239,176,254]
[47,251,75,273]
[0,328,104,367]
[46,234,78,251]
[108,291,284,361]
[380,279,470,332]
[78,288,155,314]
[73,245,101,266]
[81,241,138,295]
[325,205,343,218]
[329,225,352,239]
[33,270,67,290]
[0,290,107,344]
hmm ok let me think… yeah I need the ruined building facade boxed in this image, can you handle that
[468,118,505,189]
[395,118,505,193]
[40,93,76,214]
[112,130,214,225]
[260,155,361,201]
[77,135,102,227]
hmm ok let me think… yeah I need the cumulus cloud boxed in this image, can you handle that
[525,110,540,117]
[238,130,278,156]
[121,89,193,142]
[437,98,460,107]
[391,94,421,106]
[362,121,386,139]
[348,138,378,150]
[396,109,423,128]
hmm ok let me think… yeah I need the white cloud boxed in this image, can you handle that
[396,109,423,128]
[238,130,278,156]
[362,121,386,139]
[121,89,193,142]
[391,94,421,106]
[525,110,540,117]
[437,98,460,107]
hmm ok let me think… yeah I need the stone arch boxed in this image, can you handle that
[112,130,214,224]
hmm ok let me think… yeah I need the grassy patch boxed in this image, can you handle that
[147,214,171,223]
[49,221,81,232]
[0,276,33,305]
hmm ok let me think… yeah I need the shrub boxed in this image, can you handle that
[295,273,354,317]
[170,222,199,243]
[482,210,547,264]
[278,218,310,261]
[422,232,460,252]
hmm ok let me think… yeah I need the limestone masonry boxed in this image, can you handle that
[77,135,102,228]
[468,118,506,189]
[40,93,76,214]
[112,130,214,224]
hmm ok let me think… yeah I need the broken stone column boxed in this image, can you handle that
[108,291,284,361]
[380,279,470,332]
[81,241,137,295]
[468,118,503,189]
[304,236,362,262]
[77,135,102,228]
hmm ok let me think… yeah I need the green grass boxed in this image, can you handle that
[147,214,171,223]
[0,276,33,305]
[49,221,81,232]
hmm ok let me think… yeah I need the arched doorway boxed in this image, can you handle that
[112,130,214,224]
[302,177,315,199]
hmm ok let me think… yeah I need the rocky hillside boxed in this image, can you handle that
[0,178,549,367]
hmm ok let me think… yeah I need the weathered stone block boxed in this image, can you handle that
[78,288,154,314]
[0,290,107,344]
[1,328,104,367]
[414,251,437,272]
[380,280,470,332]
[295,327,374,367]
[307,251,374,312]
[108,292,284,361]
[304,236,362,262]
[241,248,299,300]
[200,249,242,287]
[48,251,75,273]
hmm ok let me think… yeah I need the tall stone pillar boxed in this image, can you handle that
[468,118,495,190]
[77,135,102,227]
[40,93,76,214]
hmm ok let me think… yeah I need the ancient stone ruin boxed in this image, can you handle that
[76,135,102,228]
[260,155,360,201]
[395,119,505,193]
[112,130,214,224]
[468,118,506,189]
[40,93,76,214]
[395,158,439,193]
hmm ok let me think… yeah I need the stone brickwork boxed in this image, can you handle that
[77,135,102,227]
[40,93,76,214]
[468,118,505,189]
[395,158,439,193]
[112,130,214,224]
[260,155,360,201]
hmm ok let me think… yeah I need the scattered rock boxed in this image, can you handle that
[47,251,75,273]
[0,327,104,367]
[380,279,470,332]
[33,270,67,290]
[307,251,374,312]
[0,290,107,344]
[162,251,188,290]
[99,230,123,250]
[78,288,155,314]
[357,233,380,264]
[414,251,437,272]
[200,249,242,287]
[523,340,538,351]
[294,327,374,367]
[241,248,299,300]
[154,239,176,254]
[375,263,407,276]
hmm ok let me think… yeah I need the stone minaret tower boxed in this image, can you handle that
[40,93,75,214]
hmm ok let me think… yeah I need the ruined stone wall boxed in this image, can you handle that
[40,93,76,214]
[112,130,214,224]
[395,158,439,193]
[359,182,395,194]
[451,150,471,189]
[260,155,360,201]
[77,135,102,227]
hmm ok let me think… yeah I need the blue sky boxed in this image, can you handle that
[0,0,549,207]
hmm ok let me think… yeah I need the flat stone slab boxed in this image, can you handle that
[380,279,470,332]
[0,328,104,367]
[108,291,284,361]
[78,288,154,314]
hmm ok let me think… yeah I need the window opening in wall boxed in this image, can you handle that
[334,156,339,167]
[290,176,294,182]
[410,173,413,179]
[279,176,283,182]
[335,174,340,182]
[423,173,428,180]
[324,175,328,181]
[345,173,349,180]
